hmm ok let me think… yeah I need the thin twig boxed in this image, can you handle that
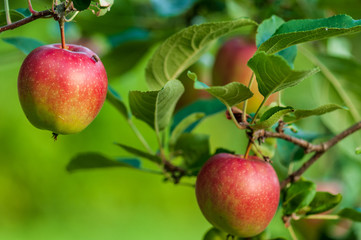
[0,9,57,32]
[279,121,361,188]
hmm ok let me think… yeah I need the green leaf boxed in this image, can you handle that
[283,180,317,215]
[306,192,342,215]
[256,15,297,67]
[259,15,361,55]
[0,9,26,26]
[115,143,161,164]
[174,133,210,169]
[338,208,361,222]
[106,86,129,119]
[169,112,205,147]
[2,37,44,55]
[67,153,140,172]
[291,104,346,121]
[73,0,91,11]
[146,18,258,90]
[129,79,184,131]
[171,99,226,133]
[248,52,320,98]
[188,71,253,107]
[252,106,294,130]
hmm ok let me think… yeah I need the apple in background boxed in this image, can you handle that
[212,37,278,113]
[195,153,280,238]
[18,44,108,137]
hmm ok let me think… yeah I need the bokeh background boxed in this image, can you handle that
[1,0,361,239]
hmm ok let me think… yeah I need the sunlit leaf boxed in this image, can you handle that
[251,106,294,130]
[259,15,361,55]
[146,18,258,89]
[306,192,342,215]
[287,104,346,121]
[248,52,319,98]
[129,79,184,131]
[256,15,297,67]
[188,71,253,107]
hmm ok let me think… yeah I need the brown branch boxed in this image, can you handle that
[0,9,57,33]
[279,121,361,188]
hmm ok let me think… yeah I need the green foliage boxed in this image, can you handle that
[259,14,361,54]
[171,99,226,133]
[0,9,25,26]
[115,143,161,164]
[338,208,361,221]
[248,52,319,98]
[2,37,44,55]
[256,15,297,67]
[306,192,342,215]
[287,104,346,122]
[169,112,205,147]
[174,133,210,170]
[145,18,257,90]
[106,86,129,119]
[67,152,141,172]
[129,79,184,131]
[188,71,253,107]
[252,107,294,130]
[73,0,91,11]
[283,180,317,215]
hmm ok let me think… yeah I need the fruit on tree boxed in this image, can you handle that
[18,44,108,136]
[195,153,280,238]
[212,37,278,113]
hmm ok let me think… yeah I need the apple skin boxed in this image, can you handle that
[195,153,280,238]
[212,38,278,113]
[18,44,108,135]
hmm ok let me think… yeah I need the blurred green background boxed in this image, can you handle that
[1,0,361,239]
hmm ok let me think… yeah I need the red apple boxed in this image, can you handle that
[195,153,280,238]
[18,44,108,136]
[212,37,278,113]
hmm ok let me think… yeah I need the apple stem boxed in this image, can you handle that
[244,140,252,159]
[304,214,339,220]
[287,224,299,240]
[250,96,267,125]
[242,73,255,123]
[27,0,38,14]
[4,0,11,24]
[59,18,66,49]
